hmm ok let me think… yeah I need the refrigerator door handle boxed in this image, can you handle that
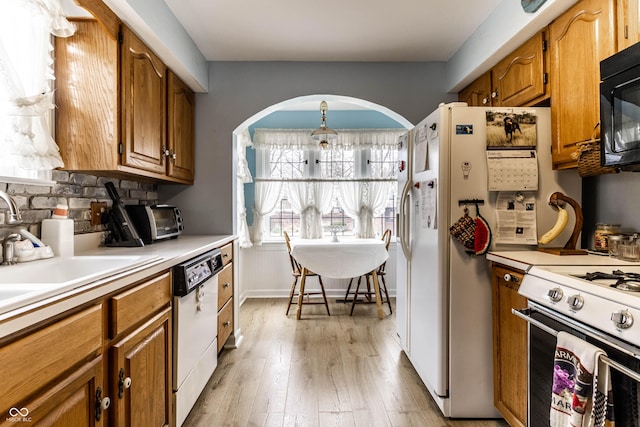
[399,180,412,259]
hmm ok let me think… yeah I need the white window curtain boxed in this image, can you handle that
[236,129,253,248]
[0,0,75,179]
[287,181,333,238]
[339,181,391,238]
[251,181,283,245]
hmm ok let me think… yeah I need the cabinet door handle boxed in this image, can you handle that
[96,387,111,421]
[162,147,170,157]
[118,368,132,398]
[223,320,231,327]
[503,273,519,283]
[223,282,230,288]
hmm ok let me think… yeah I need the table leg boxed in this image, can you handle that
[296,267,308,320]
[371,270,383,319]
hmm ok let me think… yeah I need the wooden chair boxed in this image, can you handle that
[349,229,393,315]
[284,231,330,316]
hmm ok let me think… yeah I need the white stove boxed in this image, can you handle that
[520,264,640,346]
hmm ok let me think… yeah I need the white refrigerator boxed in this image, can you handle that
[396,102,581,418]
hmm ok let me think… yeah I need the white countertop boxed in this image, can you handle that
[0,234,235,338]
[487,249,640,272]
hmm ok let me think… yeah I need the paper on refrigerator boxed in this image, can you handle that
[494,192,538,245]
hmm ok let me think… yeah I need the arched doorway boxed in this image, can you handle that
[234,93,411,302]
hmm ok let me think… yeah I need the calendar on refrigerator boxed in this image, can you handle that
[486,150,538,191]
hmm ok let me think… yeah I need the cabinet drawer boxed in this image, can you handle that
[217,298,233,352]
[0,304,102,415]
[220,242,233,266]
[217,263,233,310]
[110,271,171,337]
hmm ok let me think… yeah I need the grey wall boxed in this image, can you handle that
[582,173,640,249]
[159,61,457,234]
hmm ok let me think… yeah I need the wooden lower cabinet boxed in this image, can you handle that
[491,264,528,427]
[110,307,172,427]
[0,356,105,427]
[0,271,173,427]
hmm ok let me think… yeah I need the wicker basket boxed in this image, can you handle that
[571,138,619,177]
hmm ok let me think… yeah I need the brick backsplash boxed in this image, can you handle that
[0,171,158,237]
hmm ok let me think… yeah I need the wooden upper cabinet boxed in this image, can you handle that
[491,31,549,107]
[121,27,167,176]
[617,0,640,50]
[167,71,195,182]
[55,17,120,172]
[458,71,492,106]
[549,0,617,169]
[55,3,195,184]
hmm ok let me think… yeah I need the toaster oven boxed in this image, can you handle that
[124,204,183,244]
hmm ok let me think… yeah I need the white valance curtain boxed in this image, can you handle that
[339,181,391,238]
[287,182,334,239]
[252,128,403,151]
[0,0,75,178]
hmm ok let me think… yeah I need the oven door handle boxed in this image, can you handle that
[512,307,559,337]
[512,307,640,383]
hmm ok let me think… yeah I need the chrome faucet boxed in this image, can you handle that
[2,233,21,265]
[0,190,22,225]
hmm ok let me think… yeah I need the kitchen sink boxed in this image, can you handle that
[0,255,159,285]
[0,255,161,314]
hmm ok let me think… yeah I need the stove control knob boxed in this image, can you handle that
[567,295,584,311]
[612,310,634,329]
[547,287,564,303]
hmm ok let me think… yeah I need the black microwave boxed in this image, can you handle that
[600,41,640,170]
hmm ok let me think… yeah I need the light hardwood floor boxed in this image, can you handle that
[183,298,509,427]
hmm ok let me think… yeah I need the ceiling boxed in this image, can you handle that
[163,0,503,62]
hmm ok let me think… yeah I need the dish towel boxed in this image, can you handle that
[550,331,614,427]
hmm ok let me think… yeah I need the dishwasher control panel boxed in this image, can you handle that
[173,249,223,296]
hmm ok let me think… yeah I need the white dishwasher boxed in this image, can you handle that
[172,249,223,426]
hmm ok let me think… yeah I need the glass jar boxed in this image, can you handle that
[607,234,627,257]
[594,223,621,252]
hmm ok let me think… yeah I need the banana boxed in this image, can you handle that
[538,206,569,245]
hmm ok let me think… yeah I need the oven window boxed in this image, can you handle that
[529,312,586,427]
[613,80,640,153]
[529,311,640,426]
[152,210,178,230]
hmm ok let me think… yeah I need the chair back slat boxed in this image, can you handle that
[378,229,392,274]
[283,231,302,275]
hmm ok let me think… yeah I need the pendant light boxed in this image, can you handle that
[311,100,337,148]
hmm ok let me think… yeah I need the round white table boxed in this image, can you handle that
[289,238,389,319]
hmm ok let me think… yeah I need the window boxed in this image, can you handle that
[0,0,74,182]
[253,129,400,241]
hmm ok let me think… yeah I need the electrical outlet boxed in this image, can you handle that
[90,202,108,225]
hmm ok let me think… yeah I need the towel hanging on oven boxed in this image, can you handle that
[550,331,614,427]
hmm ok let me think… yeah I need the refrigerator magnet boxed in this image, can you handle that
[461,161,472,180]
[456,124,473,135]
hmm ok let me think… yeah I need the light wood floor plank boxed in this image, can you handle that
[182,298,508,427]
